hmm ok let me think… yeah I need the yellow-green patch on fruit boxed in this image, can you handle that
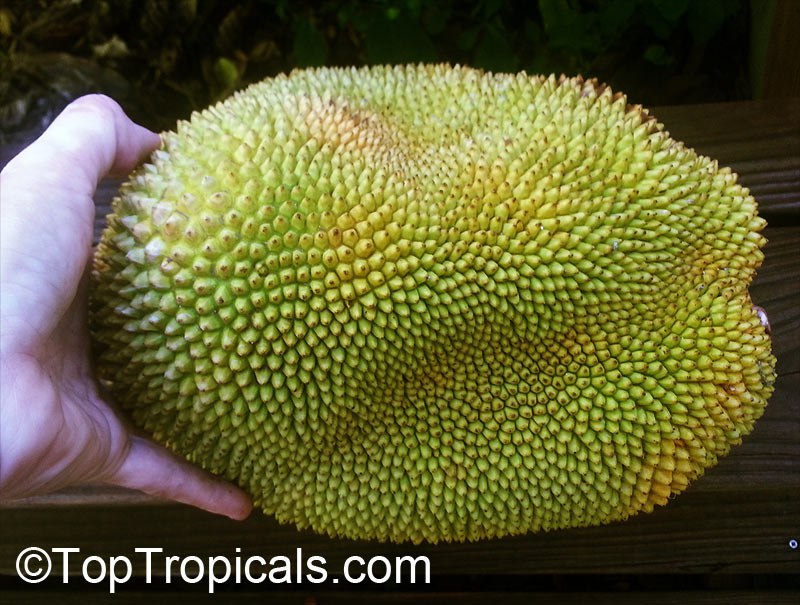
[91,65,775,543]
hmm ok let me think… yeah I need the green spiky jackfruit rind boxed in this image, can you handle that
[91,65,775,543]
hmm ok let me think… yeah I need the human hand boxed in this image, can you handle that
[0,95,252,520]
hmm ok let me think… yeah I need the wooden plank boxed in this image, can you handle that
[750,226,800,374]
[0,590,798,605]
[652,98,800,219]
[1,590,799,605]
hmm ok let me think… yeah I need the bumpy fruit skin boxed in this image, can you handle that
[91,65,775,543]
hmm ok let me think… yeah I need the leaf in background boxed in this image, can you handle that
[337,3,368,31]
[538,0,592,47]
[92,35,130,59]
[216,6,248,54]
[213,56,239,92]
[365,12,437,64]
[176,0,197,23]
[520,18,553,73]
[0,0,756,141]
[457,26,481,51]
[597,0,637,37]
[0,8,14,37]
[403,0,423,20]
[643,43,674,66]
[385,5,401,21]
[652,0,690,23]
[688,0,727,43]
[422,1,451,36]
[293,15,327,67]
[524,18,543,47]
[640,1,674,39]
[538,0,601,55]
[538,0,579,40]
[265,0,292,21]
[482,0,507,20]
[474,24,518,73]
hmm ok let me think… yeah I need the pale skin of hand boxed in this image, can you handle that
[0,95,252,520]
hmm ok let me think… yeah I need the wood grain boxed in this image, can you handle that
[0,590,798,605]
[0,590,798,604]
[654,98,800,221]
[751,227,800,374]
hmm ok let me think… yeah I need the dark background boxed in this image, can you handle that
[1,0,796,146]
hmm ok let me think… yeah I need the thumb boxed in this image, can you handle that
[107,435,253,521]
[0,95,161,354]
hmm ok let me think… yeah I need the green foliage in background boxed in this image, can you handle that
[0,0,751,139]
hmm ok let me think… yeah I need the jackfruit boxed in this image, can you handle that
[91,65,775,543]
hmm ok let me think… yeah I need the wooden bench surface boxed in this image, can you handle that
[1,97,798,602]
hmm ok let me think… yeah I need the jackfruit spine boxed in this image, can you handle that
[91,65,775,543]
